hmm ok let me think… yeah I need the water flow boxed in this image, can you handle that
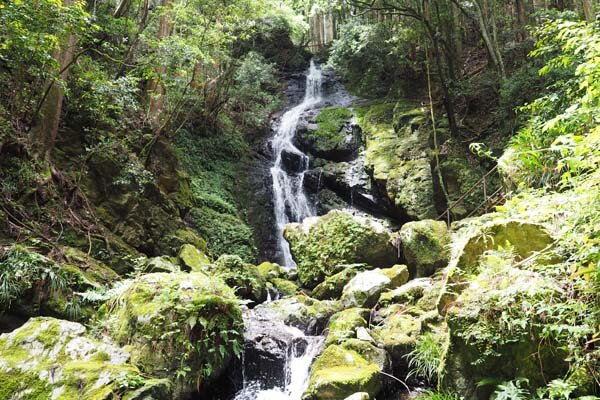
[270,60,323,267]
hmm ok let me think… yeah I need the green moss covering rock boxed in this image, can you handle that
[262,294,341,334]
[372,305,422,371]
[178,243,211,271]
[256,261,286,281]
[312,264,366,300]
[341,339,390,372]
[399,220,451,277]
[271,278,298,297]
[301,107,360,160]
[302,344,382,400]
[355,102,435,220]
[379,278,433,306]
[284,211,398,288]
[100,272,243,398]
[142,255,182,273]
[0,317,171,399]
[340,265,409,308]
[326,308,370,345]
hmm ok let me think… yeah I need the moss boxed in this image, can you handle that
[373,306,422,370]
[271,278,298,297]
[326,308,369,345]
[101,272,243,395]
[355,101,435,220]
[312,265,364,300]
[399,220,451,277]
[306,107,354,152]
[178,243,211,271]
[303,345,382,400]
[284,211,397,288]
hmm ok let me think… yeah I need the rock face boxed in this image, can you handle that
[0,317,171,399]
[340,265,409,308]
[100,272,243,398]
[296,106,361,161]
[399,220,451,277]
[302,345,381,400]
[356,102,436,221]
[284,211,398,288]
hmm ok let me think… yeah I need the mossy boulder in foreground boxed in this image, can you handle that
[100,272,243,398]
[399,219,451,277]
[340,265,409,308]
[284,211,398,288]
[302,344,382,400]
[0,317,171,399]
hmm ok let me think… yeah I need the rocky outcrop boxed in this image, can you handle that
[99,272,243,398]
[284,211,398,288]
[0,317,171,399]
[312,264,366,300]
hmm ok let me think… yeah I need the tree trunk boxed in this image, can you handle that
[34,0,77,162]
[147,0,172,136]
[580,0,595,21]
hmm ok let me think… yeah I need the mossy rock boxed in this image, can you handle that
[256,261,286,281]
[442,266,567,399]
[202,255,268,303]
[326,308,370,345]
[0,317,171,399]
[301,107,360,160]
[302,344,382,400]
[372,305,422,372]
[262,294,341,335]
[178,243,211,271]
[399,220,451,277]
[142,255,182,273]
[379,278,433,306]
[312,264,366,300]
[355,102,435,220]
[340,265,409,308]
[284,211,398,288]
[100,272,243,397]
[271,278,298,297]
[341,339,390,372]
[61,246,120,285]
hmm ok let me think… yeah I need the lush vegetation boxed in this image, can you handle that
[0,0,599,399]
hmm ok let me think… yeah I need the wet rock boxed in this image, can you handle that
[399,220,451,277]
[284,210,398,288]
[281,148,309,173]
[0,317,171,399]
[340,265,409,308]
[344,393,370,400]
[302,345,381,400]
[143,255,182,273]
[271,278,299,297]
[312,264,366,300]
[255,295,340,335]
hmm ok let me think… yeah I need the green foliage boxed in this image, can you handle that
[502,18,600,189]
[0,245,74,312]
[490,377,531,400]
[406,332,444,383]
[416,390,463,400]
[227,51,281,133]
[327,19,418,97]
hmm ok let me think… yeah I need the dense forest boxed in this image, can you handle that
[0,0,599,399]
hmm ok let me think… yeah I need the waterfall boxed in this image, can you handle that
[270,60,323,267]
[233,310,325,400]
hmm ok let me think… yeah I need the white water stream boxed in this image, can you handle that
[270,60,323,267]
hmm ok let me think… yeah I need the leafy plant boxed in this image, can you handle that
[406,332,444,383]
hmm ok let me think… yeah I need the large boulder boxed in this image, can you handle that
[443,265,567,399]
[302,345,381,400]
[0,317,170,399]
[379,278,434,307]
[284,211,398,288]
[256,295,341,335]
[100,272,243,398]
[203,255,268,303]
[312,264,366,300]
[399,220,451,277]
[372,305,422,373]
[178,243,211,271]
[340,265,409,308]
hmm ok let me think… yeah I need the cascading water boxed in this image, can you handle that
[233,308,325,400]
[270,60,323,267]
